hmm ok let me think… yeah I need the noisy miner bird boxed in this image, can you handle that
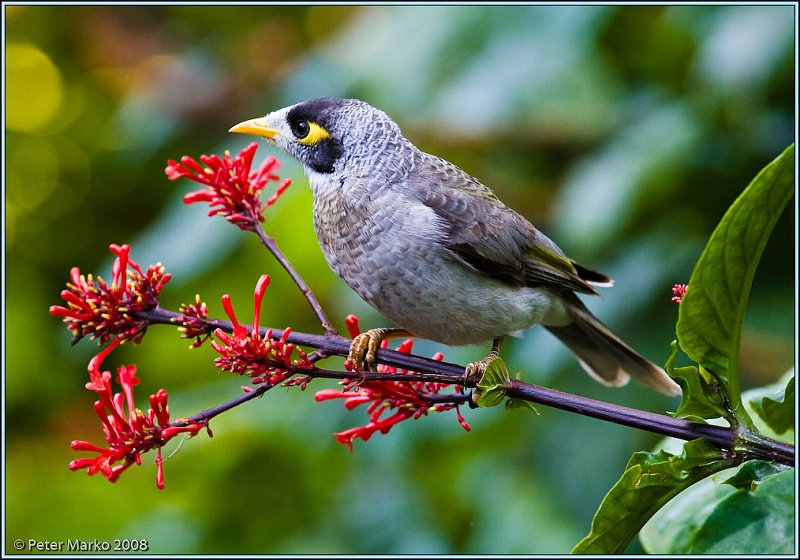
[230,97,680,396]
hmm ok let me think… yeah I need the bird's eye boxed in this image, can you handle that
[290,119,333,146]
[291,120,310,139]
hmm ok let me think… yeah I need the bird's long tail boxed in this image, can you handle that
[545,293,681,396]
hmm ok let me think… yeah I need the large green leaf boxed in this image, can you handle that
[640,460,794,554]
[579,146,795,556]
[689,466,794,553]
[676,144,794,412]
[572,439,730,554]
[638,463,737,554]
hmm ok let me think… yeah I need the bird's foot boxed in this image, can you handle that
[463,336,505,384]
[346,327,412,372]
[464,353,498,384]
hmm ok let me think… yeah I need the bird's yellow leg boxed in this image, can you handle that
[347,327,413,372]
[465,336,505,382]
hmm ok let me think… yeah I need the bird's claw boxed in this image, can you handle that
[464,337,504,385]
[346,329,386,372]
[464,355,494,384]
[345,327,414,373]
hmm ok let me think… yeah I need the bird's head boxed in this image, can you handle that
[230,97,408,181]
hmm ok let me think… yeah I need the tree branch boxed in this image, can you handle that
[139,307,795,467]
[252,223,337,335]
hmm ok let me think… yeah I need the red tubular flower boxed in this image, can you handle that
[70,337,206,489]
[50,244,171,345]
[210,274,313,386]
[672,283,688,303]
[315,318,470,451]
[165,142,291,231]
[344,314,362,338]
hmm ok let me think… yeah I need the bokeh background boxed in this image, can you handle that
[5,4,795,555]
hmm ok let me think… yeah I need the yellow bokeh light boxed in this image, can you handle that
[6,43,64,132]
[6,136,61,214]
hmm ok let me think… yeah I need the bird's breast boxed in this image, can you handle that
[310,179,556,345]
[311,181,444,298]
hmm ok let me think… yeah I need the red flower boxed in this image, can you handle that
[315,315,470,451]
[165,142,291,231]
[50,244,171,345]
[672,283,688,304]
[177,294,211,348]
[70,337,206,489]
[211,274,313,386]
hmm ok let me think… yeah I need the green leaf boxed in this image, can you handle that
[722,460,789,491]
[572,439,729,554]
[741,372,795,442]
[640,460,793,554]
[676,144,794,412]
[751,376,794,435]
[688,466,794,554]
[474,359,539,412]
[639,464,738,554]
[474,357,510,408]
[665,341,730,422]
[504,371,539,412]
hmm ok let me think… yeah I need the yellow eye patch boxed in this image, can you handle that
[298,122,332,145]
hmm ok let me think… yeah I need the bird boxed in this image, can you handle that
[229,97,681,396]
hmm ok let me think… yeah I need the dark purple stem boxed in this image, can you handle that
[142,307,794,467]
[252,223,337,334]
[186,382,275,424]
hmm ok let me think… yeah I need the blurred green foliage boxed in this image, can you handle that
[5,4,794,554]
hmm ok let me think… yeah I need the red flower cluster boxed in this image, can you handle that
[69,338,206,489]
[50,244,170,345]
[165,142,291,231]
[315,315,471,451]
[211,275,313,386]
[672,283,688,303]
[177,294,211,348]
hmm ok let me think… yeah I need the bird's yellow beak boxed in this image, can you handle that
[228,117,280,139]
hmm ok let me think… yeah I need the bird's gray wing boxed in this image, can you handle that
[411,154,608,294]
